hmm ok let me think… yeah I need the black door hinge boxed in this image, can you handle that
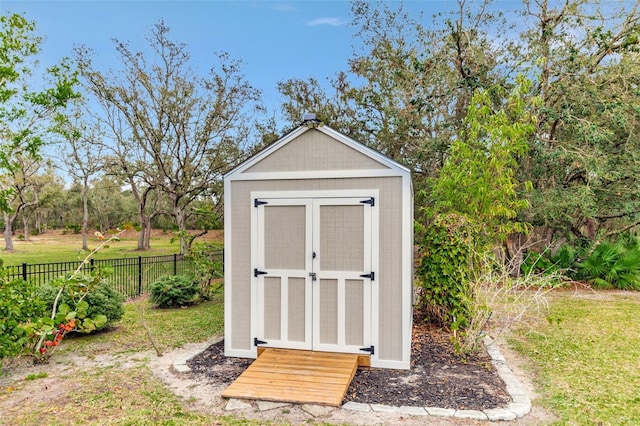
[254,199,268,207]
[254,268,268,277]
[359,272,375,281]
[360,197,375,207]
[359,345,374,355]
[254,337,267,346]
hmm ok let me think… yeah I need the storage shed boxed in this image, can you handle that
[224,119,413,369]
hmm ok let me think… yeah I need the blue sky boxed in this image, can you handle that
[1,0,417,112]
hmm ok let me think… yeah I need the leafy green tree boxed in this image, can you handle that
[0,12,79,213]
[273,1,640,252]
[90,175,137,232]
[516,0,640,245]
[416,76,538,337]
[276,76,359,136]
[275,1,509,224]
[341,0,505,168]
[15,160,58,240]
[2,155,49,249]
[431,76,537,245]
[29,175,66,232]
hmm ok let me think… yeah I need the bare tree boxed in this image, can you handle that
[77,21,261,253]
[58,107,105,250]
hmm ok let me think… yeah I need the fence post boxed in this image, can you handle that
[173,253,177,275]
[138,256,143,296]
[22,262,27,282]
[90,258,95,273]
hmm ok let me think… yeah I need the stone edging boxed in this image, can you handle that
[339,336,531,422]
[171,335,531,422]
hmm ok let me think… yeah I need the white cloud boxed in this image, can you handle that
[306,17,345,27]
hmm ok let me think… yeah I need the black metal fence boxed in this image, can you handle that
[5,250,224,298]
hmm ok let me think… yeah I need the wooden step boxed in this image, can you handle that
[221,348,360,406]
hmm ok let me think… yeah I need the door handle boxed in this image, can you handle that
[309,272,317,281]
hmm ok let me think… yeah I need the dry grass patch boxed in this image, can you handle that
[1,363,266,425]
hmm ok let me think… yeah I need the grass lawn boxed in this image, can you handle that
[2,265,639,425]
[511,290,640,425]
[1,229,223,266]
[0,293,269,425]
[63,292,226,356]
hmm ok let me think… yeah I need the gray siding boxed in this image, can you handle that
[244,129,390,173]
[229,177,404,362]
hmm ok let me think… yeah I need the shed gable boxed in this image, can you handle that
[242,128,390,174]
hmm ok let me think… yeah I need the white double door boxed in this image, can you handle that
[253,196,375,354]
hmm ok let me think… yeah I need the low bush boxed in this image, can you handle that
[37,278,125,330]
[521,244,578,277]
[0,268,47,359]
[62,224,81,234]
[150,275,198,308]
[188,243,223,300]
[576,241,640,290]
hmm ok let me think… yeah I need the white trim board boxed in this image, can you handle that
[229,168,405,181]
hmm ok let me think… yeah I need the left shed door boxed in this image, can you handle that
[255,199,313,350]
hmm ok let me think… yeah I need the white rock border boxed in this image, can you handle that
[172,335,531,421]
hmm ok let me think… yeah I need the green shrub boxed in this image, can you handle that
[521,244,578,277]
[62,224,81,235]
[415,213,478,333]
[0,273,47,359]
[577,241,640,290]
[188,243,223,300]
[150,275,198,308]
[38,278,125,331]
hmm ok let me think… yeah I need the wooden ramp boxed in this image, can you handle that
[221,348,359,406]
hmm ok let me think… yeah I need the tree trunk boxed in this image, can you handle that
[22,216,29,241]
[143,217,152,249]
[81,176,89,251]
[137,214,152,251]
[3,212,14,251]
[135,208,153,251]
[137,223,145,250]
[35,212,41,235]
[173,207,188,255]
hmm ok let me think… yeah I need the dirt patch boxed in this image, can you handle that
[187,308,510,411]
[0,334,552,426]
[188,342,253,385]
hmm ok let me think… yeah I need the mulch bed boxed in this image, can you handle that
[187,308,510,410]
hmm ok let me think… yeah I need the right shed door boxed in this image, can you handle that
[311,197,374,354]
